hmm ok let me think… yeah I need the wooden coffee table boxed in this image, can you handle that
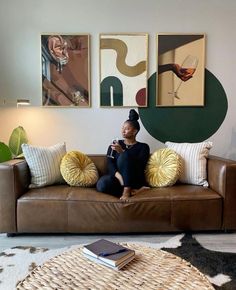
[17,243,214,289]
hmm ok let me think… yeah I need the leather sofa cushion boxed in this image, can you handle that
[18,184,222,202]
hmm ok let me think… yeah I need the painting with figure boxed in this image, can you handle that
[100,34,148,107]
[41,34,90,107]
[156,34,205,107]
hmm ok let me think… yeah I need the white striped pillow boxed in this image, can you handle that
[165,141,213,187]
[22,143,66,188]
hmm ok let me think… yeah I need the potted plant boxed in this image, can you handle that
[0,126,28,162]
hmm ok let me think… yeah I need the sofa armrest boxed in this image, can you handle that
[208,155,236,230]
[0,159,30,233]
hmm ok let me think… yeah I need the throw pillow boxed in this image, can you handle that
[60,151,99,187]
[165,141,213,187]
[21,143,66,188]
[145,148,182,187]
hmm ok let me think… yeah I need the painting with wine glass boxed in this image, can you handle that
[156,34,205,107]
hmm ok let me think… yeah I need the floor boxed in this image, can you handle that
[1,232,236,252]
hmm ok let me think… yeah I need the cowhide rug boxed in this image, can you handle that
[0,234,235,290]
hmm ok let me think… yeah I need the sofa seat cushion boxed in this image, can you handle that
[18,184,222,205]
[129,185,222,201]
[128,186,222,231]
[169,185,222,201]
[18,185,120,202]
[167,185,222,230]
[18,185,73,201]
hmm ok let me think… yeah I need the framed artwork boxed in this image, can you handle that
[156,34,205,107]
[100,33,148,107]
[41,34,90,107]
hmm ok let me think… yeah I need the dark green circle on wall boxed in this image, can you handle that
[138,69,228,143]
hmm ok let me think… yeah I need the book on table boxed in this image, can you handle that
[83,252,135,270]
[83,239,135,268]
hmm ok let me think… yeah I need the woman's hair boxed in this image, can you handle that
[126,109,140,132]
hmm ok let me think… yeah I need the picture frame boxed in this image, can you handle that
[41,34,90,107]
[100,33,148,107]
[156,34,205,107]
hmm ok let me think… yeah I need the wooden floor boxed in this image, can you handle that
[1,232,236,252]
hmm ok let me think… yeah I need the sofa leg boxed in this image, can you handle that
[7,233,16,237]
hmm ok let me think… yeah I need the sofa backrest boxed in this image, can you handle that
[89,155,107,176]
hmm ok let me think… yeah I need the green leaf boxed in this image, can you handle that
[0,142,12,162]
[15,153,25,159]
[8,126,28,157]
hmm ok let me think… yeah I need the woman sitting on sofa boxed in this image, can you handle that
[96,109,150,200]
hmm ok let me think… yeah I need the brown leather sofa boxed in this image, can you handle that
[0,155,236,235]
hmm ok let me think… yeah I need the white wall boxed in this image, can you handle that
[0,0,236,157]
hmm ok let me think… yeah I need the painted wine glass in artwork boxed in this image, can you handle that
[169,55,198,99]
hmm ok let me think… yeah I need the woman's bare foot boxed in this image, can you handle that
[120,187,131,200]
[120,192,130,200]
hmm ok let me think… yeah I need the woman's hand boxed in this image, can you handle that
[111,142,124,154]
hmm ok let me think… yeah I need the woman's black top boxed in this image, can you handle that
[106,140,150,187]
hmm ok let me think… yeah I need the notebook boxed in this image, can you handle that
[83,252,135,270]
[83,239,135,266]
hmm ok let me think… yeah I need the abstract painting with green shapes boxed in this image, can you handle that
[100,34,148,107]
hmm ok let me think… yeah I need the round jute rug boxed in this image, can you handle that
[16,243,214,290]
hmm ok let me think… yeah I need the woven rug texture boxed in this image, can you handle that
[0,234,235,290]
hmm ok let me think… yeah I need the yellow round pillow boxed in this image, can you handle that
[145,148,181,187]
[60,151,98,187]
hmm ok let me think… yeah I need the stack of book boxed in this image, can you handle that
[83,239,135,270]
